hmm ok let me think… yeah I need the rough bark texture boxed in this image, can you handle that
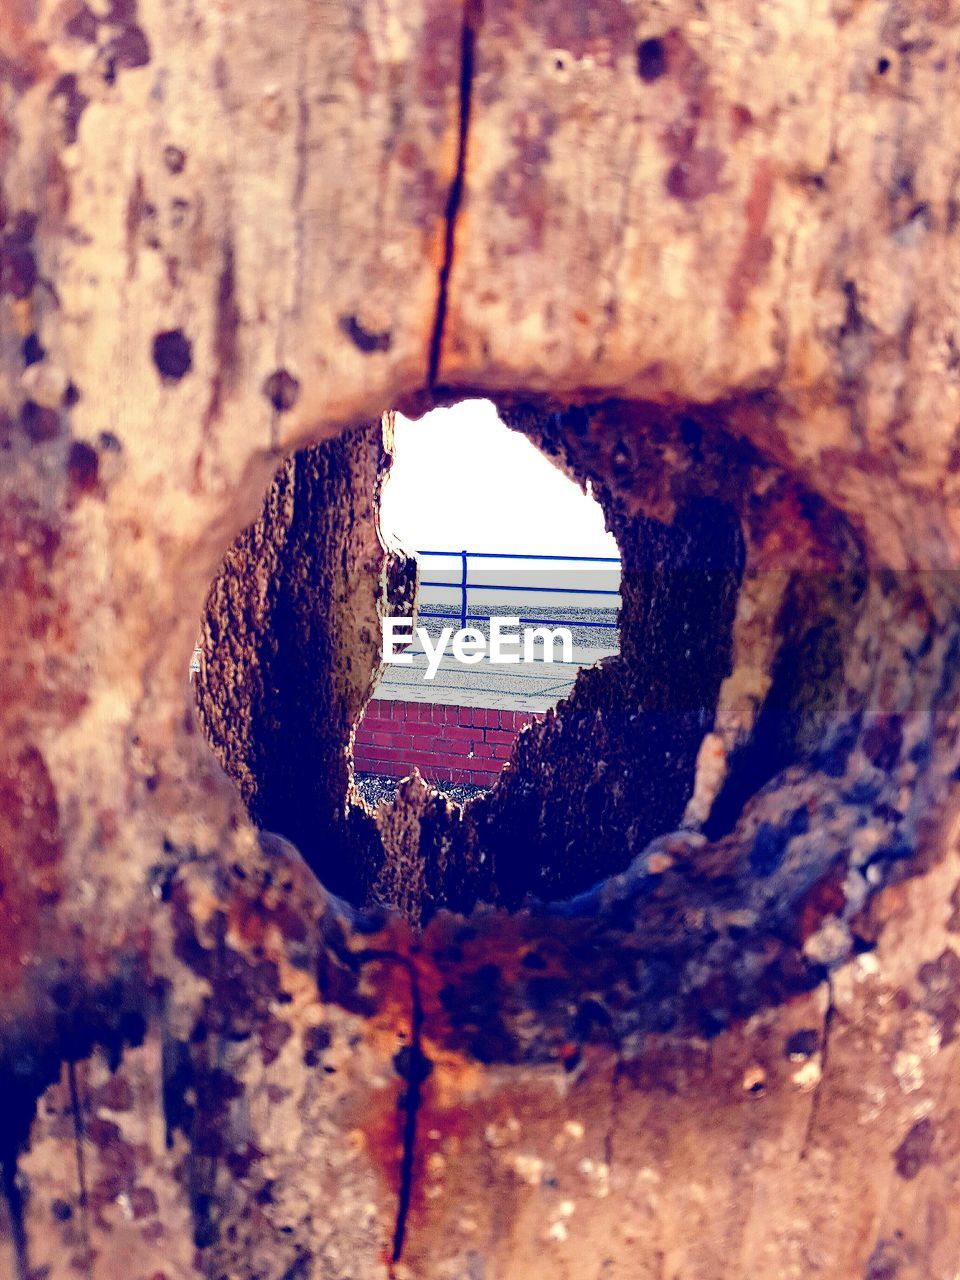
[3,2,960,1279]
[194,415,416,906]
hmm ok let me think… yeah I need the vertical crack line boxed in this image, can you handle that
[800,975,836,1161]
[427,0,482,388]
[353,949,429,1269]
[392,962,424,1266]
[67,1061,93,1271]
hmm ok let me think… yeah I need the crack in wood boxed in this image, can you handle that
[354,949,428,1270]
[427,0,483,388]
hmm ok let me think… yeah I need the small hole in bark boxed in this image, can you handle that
[66,440,100,495]
[636,37,667,82]
[338,313,392,354]
[22,334,45,366]
[152,329,192,382]
[163,145,187,174]
[50,1198,73,1222]
[786,1028,819,1060]
[262,368,301,413]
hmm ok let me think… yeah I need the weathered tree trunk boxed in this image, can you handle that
[3,1,960,1278]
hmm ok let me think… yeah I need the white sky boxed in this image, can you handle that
[380,400,619,556]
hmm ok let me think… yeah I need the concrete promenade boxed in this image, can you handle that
[374,643,617,713]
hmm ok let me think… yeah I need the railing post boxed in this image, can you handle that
[460,549,468,629]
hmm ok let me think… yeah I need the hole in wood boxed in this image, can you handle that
[190,395,960,998]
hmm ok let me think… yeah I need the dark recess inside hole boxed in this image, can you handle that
[470,491,745,906]
[703,567,864,841]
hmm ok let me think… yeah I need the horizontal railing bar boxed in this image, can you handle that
[416,549,620,563]
[418,610,618,629]
[419,580,620,597]
[386,652,613,667]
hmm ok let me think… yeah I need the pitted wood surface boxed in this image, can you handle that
[3,1,960,1277]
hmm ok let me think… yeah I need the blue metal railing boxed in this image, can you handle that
[416,549,621,632]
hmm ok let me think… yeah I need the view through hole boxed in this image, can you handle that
[353,400,623,805]
[192,399,749,921]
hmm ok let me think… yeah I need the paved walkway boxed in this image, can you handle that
[375,645,617,712]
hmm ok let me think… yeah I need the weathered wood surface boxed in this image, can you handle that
[3,1,960,1278]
